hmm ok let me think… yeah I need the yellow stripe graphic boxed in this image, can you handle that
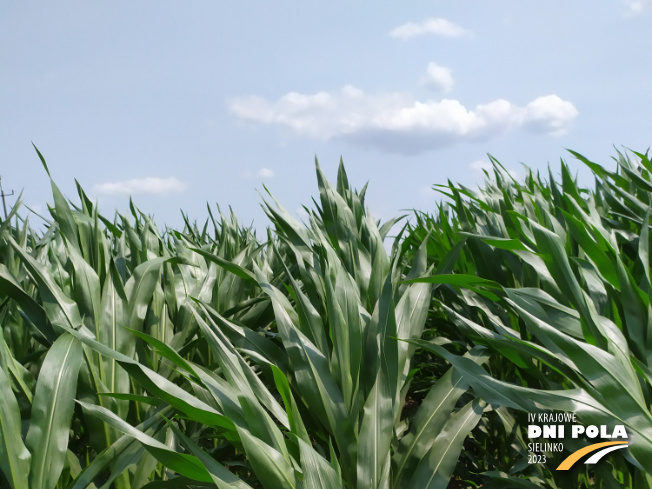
[556,441,628,470]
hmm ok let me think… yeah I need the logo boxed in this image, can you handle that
[526,411,628,470]
[556,441,629,470]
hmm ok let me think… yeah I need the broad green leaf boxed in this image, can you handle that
[560,209,620,289]
[238,427,296,489]
[96,261,130,421]
[480,471,552,489]
[271,365,310,445]
[68,409,169,489]
[323,251,363,411]
[168,422,253,489]
[26,334,82,489]
[407,398,485,489]
[124,257,169,333]
[530,221,605,348]
[393,348,490,487]
[410,339,652,471]
[64,241,101,328]
[506,292,647,412]
[0,264,56,344]
[404,273,502,290]
[357,366,394,489]
[78,402,213,483]
[257,269,355,469]
[192,308,290,432]
[7,235,83,332]
[0,367,30,489]
[190,246,257,283]
[296,436,343,489]
[68,328,235,431]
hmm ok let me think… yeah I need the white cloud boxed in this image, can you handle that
[229,86,578,155]
[256,167,274,179]
[423,62,454,93]
[243,168,275,179]
[625,0,650,13]
[390,18,468,39]
[522,95,578,136]
[93,177,188,196]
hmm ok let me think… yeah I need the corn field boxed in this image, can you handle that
[1,147,652,488]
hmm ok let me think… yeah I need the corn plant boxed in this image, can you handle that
[403,150,652,487]
[66,162,487,489]
[2,146,652,488]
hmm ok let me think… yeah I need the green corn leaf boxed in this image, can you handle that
[127,328,199,383]
[202,304,289,371]
[395,278,431,380]
[238,427,296,489]
[638,208,651,288]
[393,347,490,487]
[0,264,56,344]
[7,235,83,332]
[68,328,236,431]
[64,236,101,327]
[0,367,30,489]
[480,471,551,489]
[560,210,620,289]
[404,273,502,290]
[323,252,363,411]
[168,422,254,489]
[477,237,530,251]
[568,149,629,188]
[407,398,486,489]
[190,246,257,283]
[96,261,130,420]
[357,365,394,489]
[124,257,169,333]
[271,365,310,445]
[78,402,213,483]
[0,335,35,405]
[257,270,355,468]
[506,292,646,411]
[296,435,343,489]
[68,408,169,489]
[25,334,82,489]
[530,221,605,348]
[410,339,652,471]
[32,145,80,254]
[614,254,649,362]
[285,273,329,356]
[192,307,290,431]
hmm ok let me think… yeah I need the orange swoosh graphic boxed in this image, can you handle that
[556,441,628,470]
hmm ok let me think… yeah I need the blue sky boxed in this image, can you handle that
[2,1,651,233]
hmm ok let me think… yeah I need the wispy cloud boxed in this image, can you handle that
[390,18,469,39]
[625,0,650,13]
[93,177,188,196]
[423,62,454,93]
[229,86,578,155]
[256,167,274,179]
[243,167,275,179]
